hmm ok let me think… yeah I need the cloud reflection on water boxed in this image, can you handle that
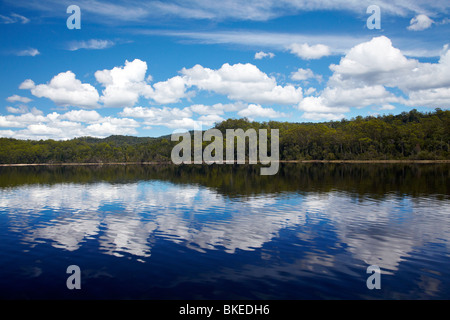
[1,180,449,278]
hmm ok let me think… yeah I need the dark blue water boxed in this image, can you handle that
[0,164,449,299]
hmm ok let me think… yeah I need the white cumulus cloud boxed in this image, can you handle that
[0,109,140,140]
[290,68,322,82]
[16,59,303,111]
[254,51,275,59]
[119,106,194,129]
[6,95,32,103]
[408,14,434,31]
[237,104,286,120]
[150,75,190,104]
[329,36,416,81]
[6,105,28,114]
[288,43,331,60]
[20,71,100,108]
[295,35,450,120]
[60,110,102,123]
[181,63,302,105]
[95,59,154,108]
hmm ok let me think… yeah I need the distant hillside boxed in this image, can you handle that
[0,109,448,164]
[75,135,156,146]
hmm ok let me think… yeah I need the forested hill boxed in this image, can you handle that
[0,109,449,164]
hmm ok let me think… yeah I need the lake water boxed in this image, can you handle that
[0,164,449,299]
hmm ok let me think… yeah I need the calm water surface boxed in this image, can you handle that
[0,164,449,299]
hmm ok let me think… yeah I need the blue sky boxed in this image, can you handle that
[1,0,450,139]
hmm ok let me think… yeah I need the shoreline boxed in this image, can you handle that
[0,160,449,167]
[280,160,450,164]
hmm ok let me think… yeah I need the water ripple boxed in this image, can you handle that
[0,171,449,299]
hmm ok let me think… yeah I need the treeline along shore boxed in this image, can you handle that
[0,109,449,165]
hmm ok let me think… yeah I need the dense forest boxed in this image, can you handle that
[0,109,449,164]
